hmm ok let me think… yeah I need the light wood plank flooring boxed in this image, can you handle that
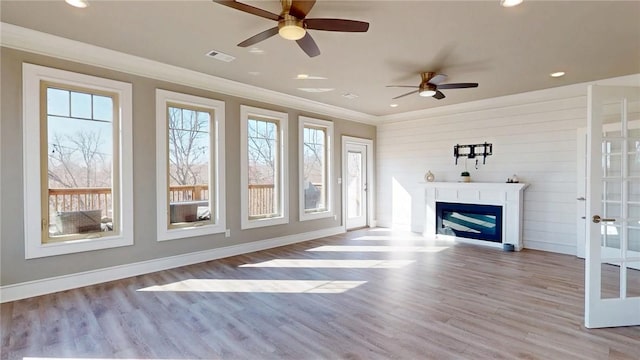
[2,228,639,359]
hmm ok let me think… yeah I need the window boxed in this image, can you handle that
[23,63,133,259]
[299,116,334,221]
[240,105,288,229]
[156,90,225,241]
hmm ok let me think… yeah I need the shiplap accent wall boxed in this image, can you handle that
[376,75,640,255]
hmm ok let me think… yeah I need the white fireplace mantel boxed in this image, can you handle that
[423,182,529,250]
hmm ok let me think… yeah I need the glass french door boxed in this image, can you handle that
[345,143,367,229]
[585,85,640,328]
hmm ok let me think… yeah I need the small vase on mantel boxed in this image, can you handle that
[460,171,471,183]
[424,170,435,182]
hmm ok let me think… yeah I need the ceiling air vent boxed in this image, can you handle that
[206,50,235,62]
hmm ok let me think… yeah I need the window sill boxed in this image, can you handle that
[26,234,133,259]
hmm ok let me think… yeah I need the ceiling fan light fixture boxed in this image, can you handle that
[278,17,306,40]
[419,90,437,97]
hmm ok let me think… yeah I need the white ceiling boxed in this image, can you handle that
[2,0,639,116]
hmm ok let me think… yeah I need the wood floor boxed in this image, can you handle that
[2,228,639,359]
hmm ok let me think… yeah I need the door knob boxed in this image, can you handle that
[592,215,616,224]
[577,197,586,201]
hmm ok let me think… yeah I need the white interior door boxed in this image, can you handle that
[345,143,367,229]
[585,85,640,328]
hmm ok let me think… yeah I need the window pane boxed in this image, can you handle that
[70,91,92,119]
[248,118,279,218]
[303,126,327,212]
[93,95,113,121]
[167,106,212,226]
[47,88,69,117]
[348,151,363,218]
[46,87,115,241]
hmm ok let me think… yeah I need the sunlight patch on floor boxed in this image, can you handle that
[239,259,415,268]
[137,279,366,293]
[306,245,449,253]
[352,235,429,242]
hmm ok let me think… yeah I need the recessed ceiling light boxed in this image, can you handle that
[500,0,523,7]
[295,74,327,80]
[550,71,566,78]
[298,88,334,93]
[248,71,260,76]
[390,104,399,108]
[248,47,264,54]
[65,0,89,8]
[342,93,359,99]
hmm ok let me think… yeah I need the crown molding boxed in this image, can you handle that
[0,23,379,125]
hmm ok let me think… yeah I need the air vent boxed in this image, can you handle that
[206,50,235,62]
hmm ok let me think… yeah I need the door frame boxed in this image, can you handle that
[342,136,374,230]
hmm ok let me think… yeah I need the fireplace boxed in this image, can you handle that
[423,182,528,250]
[436,202,502,243]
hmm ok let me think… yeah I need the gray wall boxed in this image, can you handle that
[0,47,376,286]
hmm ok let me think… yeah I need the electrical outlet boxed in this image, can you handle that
[225,229,231,237]
[333,215,337,221]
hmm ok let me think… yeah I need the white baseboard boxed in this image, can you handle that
[0,226,345,303]
[523,240,576,256]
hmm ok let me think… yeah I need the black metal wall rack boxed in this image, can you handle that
[454,142,493,165]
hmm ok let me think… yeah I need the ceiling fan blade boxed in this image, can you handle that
[428,74,448,85]
[305,19,370,32]
[433,90,446,100]
[212,1,280,21]
[386,85,419,89]
[437,83,479,89]
[296,32,320,57]
[290,0,316,19]
[392,90,419,100]
[237,27,279,47]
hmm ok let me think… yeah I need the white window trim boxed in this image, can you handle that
[23,63,134,259]
[240,105,289,229]
[155,89,226,241]
[299,116,334,221]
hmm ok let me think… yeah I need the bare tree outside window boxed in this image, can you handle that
[48,130,111,189]
[168,106,210,187]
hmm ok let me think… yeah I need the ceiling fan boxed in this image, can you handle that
[213,0,369,57]
[387,72,479,100]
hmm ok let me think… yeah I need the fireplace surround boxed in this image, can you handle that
[424,182,528,250]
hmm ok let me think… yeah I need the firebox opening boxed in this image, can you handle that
[436,202,503,243]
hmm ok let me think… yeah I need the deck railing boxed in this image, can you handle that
[48,187,113,219]
[48,184,280,218]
